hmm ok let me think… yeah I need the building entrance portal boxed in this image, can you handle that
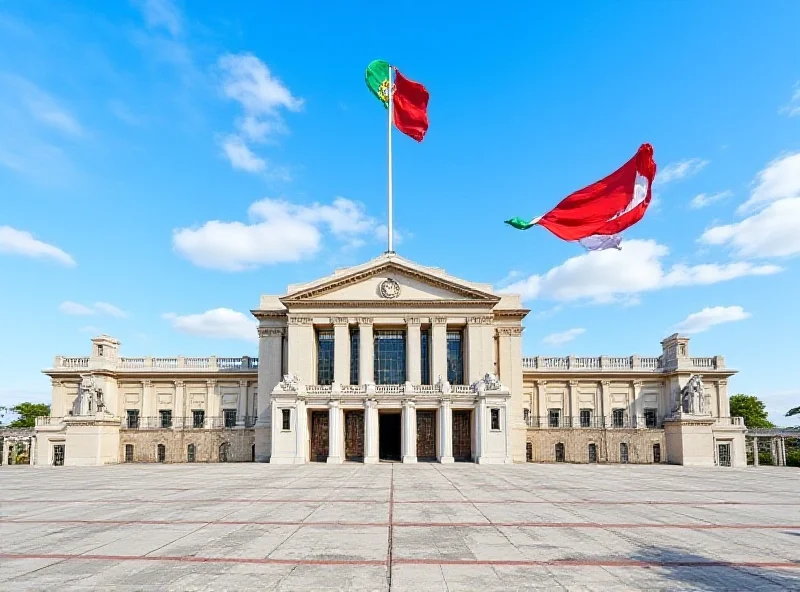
[344,410,364,461]
[452,410,472,461]
[310,411,329,462]
[416,410,437,460]
[379,412,401,461]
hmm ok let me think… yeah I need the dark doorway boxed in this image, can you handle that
[53,444,65,466]
[379,413,401,461]
[310,411,329,462]
[345,410,364,461]
[452,410,472,461]
[652,443,661,463]
[416,410,436,460]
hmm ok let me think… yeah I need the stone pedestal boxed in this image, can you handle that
[61,413,121,466]
[664,415,715,466]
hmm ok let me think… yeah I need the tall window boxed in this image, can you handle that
[620,442,629,463]
[282,409,291,430]
[350,329,359,385]
[374,330,406,384]
[548,409,561,428]
[580,409,592,428]
[490,408,501,430]
[159,409,172,428]
[420,329,430,385]
[126,409,140,429]
[555,443,565,462]
[446,330,464,385]
[192,409,205,428]
[612,408,625,428]
[224,409,237,428]
[588,443,597,463]
[652,443,661,463]
[124,444,134,462]
[187,444,196,463]
[317,330,335,385]
[157,444,166,463]
[644,408,657,428]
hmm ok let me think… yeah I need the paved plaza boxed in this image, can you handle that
[0,464,798,591]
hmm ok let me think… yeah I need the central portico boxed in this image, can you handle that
[252,253,527,464]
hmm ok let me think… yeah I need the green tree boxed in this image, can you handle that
[5,402,51,428]
[729,394,774,428]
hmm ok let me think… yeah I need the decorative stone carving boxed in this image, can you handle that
[379,278,401,299]
[436,375,452,394]
[405,317,422,325]
[432,316,448,325]
[174,380,184,388]
[72,375,102,416]
[358,317,374,326]
[287,316,313,326]
[467,315,493,325]
[678,375,708,415]
[279,374,300,392]
[496,326,524,336]
[258,327,285,337]
[330,316,349,326]
[472,373,504,394]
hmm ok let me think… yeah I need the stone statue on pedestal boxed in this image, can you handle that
[678,374,707,416]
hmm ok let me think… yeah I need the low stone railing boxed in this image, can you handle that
[522,356,724,371]
[52,356,259,371]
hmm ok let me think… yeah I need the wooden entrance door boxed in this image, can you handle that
[345,411,364,461]
[416,410,436,460]
[310,411,329,462]
[452,410,472,461]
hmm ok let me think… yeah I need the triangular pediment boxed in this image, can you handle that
[281,256,500,305]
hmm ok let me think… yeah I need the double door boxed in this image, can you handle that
[452,410,472,461]
[416,411,436,460]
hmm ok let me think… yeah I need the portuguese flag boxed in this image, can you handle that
[365,60,429,142]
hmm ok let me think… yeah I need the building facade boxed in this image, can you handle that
[35,254,746,467]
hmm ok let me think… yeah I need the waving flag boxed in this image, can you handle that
[506,144,657,249]
[365,60,430,142]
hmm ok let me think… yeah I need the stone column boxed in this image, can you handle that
[439,398,453,463]
[770,439,778,466]
[633,380,644,428]
[536,380,547,427]
[237,380,248,426]
[600,380,611,428]
[406,317,422,385]
[430,317,448,384]
[205,380,217,428]
[174,380,185,429]
[568,380,579,427]
[780,438,787,466]
[142,380,153,422]
[327,400,343,464]
[364,398,379,464]
[256,327,285,462]
[402,399,417,463]
[359,317,374,385]
[752,437,759,467]
[332,317,350,385]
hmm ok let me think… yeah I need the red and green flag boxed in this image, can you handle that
[365,60,429,142]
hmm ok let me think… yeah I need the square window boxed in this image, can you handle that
[281,408,291,431]
[490,408,500,430]
[224,409,237,428]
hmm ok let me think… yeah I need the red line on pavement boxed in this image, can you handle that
[0,519,387,527]
[0,553,385,566]
[2,499,798,506]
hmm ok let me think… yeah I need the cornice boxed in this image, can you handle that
[283,299,498,309]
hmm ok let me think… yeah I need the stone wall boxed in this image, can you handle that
[527,429,666,464]
[119,429,255,463]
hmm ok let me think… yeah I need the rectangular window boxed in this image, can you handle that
[159,409,172,428]
[350,328,359,385]
[612,409,625,428]
[187,444,196,463]
[644,408,657,428]
[420,329,430,385]
[490,408,500,430]
[548,409,561,428]
[126,409,140,429]
[523,408,530,423]
[281,408,291,431]
[192,409,205,428]
[224,409,237,428]
[317,330,335,385]
[446,330,464,385]
[374,330,406,384]
[157,444,166,463]
[124,444,134,462]
[580,409,592,428]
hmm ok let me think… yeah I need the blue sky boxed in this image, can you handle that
[1,1,798,424]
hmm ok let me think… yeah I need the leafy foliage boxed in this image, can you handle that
[786,406,800,417]
[729,394,774,428]
[3,402,51,428]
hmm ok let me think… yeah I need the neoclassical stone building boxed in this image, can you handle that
[35,254,746,467]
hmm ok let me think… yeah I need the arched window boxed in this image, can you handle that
[219,442,229,463]
[620,442,629,464]
[157,444,166,463]
[526,442,533,462]
[555,442,565,462]
[187,444,196,463]
[125,444,134,463]
[588,443,597,463]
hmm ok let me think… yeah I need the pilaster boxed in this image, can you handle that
[406,317,422,385]
[465,315,493,384]
[237,380,248,426]
[600,380,611,428]
[536,380,547,423]
[717,379,730,418]
[364,399,379,464]
[402,399,417,463]
[633,380,644,428]
[439,398,454,463]
[327,400,343,464]
[359,318,374,385]
[568,380,579,427]
[142,380,153,420]
[332,317,350,385]
[287,316,314,385]
[51,379,65,417]
[430,317,448,384]
[174,380,185,429]
[205,380,217,428]
[256,326,284,462]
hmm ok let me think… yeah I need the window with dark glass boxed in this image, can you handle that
[523,408,530,424]
[420,329,430,385]
[350,329,359,385]
[282,408,291,430]
[620,442,629,463]
[548,409,561,428]
[317,330,335,385]
[126,409,140,429]
[187,444,196,462]
[192,409,205,428]
[374,330,406,384]
[644,408,657,428]
[159,409,172,428]
[446,330,464,385]
[652,443,661,463]
[124,444,134,462]
[555,442,565,462]
[224,409,237,428]
[612,408,625,428]
[157,444,166,463]
[580,409,592,428]
[490,408,500,430]
[588,443,598,463]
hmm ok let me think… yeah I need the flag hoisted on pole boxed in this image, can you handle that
[365,59,429,254]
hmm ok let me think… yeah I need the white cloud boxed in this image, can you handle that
[700,197,800,258]
[737,152,800,214]
[657,158,709,185]
[138,0,182,36]
[216,53,302,174]
[59,301,95,316]
[221,135,266,173]
[0,226,76,266]
[779,83,800,117]
[163,308,256,342]
[93,302,128,318]
[543,328,585,346]
[11,77,83,137]
[173,197,380,271]
[373,224,407,247]
[673,306,751,334]
[501,239,781,304]
[690,190,733,210]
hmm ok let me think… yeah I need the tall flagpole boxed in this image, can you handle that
[387,65,394,254]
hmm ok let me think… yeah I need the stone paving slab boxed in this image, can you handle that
[1,463,799,590]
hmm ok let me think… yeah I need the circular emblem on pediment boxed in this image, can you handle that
[379,278,401,299]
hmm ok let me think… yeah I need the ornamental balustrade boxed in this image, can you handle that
[53,356,259,371]
[521,356,723,371]
[525,415,656,429]
[121,416,258,429]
